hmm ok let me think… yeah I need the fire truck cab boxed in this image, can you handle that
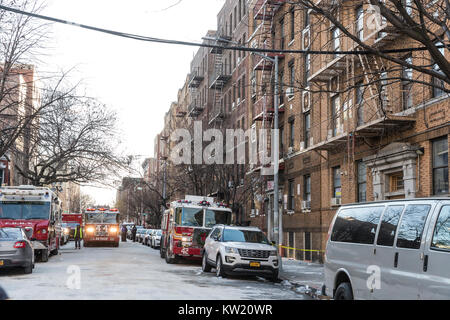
[160,195,233,264]
[62,213,83,240]
[83,208,120,247]
[0,185,62,262]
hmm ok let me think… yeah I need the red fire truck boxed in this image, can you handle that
[0,185,62,262]
[160,195,232,264]
[83,208,120,247]
[62,213,83,240]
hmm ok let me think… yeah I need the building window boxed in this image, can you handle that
[357,161,367,202]
[433,137,449,195]
[237,79,241,102]
[304,111,311,148]
[304,9,310,28]
[242,75,245,99]
[288,179,295,210]
[402,55,413,110]
[279,70,284,105]
[304,232,312,260]
[289,61,295,89]
[389,172,404,193]
[379,71,389,110]
[290,7,295,41]
[356,81,364,126]
[331,94,340,137]
[331,26,340,58]
[280,125,284,156]
[304,54,310,84]
[333,166,341,198]
[279,18,285,50]
[432,41,445,98]
[356,6,364,40]
[304,175,311,202]
[238,1,242,22]
[289,118,295,148]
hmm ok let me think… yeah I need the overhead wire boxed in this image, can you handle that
[0,4,446,56]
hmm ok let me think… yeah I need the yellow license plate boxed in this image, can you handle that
[249,261,260,267]
[0,260,3,266]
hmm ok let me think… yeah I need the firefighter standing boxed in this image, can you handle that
[74,224,83,249]
[131,225,137,242]
[121,225,127,242]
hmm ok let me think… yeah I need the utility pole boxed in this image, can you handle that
[251,52,281,250]
[273,55,282,252]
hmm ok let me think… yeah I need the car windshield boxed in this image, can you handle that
[205,209,232,227]
[0,228,22,240]
[0,201,51,220]
[156,230,162,236]
[65,223,79,228]
[223,229,271,244]
[85,212,118,224]
[177,207,203,227]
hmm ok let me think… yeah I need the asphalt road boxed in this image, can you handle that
[0,239,310,300]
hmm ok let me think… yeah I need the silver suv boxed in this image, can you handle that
[202,225,280,281]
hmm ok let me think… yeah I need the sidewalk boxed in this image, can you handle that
[279,258,330,299]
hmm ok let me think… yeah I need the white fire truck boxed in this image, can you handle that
[0,185,62,262]
[160,195,233,264]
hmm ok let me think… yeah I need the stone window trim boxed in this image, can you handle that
[364,143,421,201]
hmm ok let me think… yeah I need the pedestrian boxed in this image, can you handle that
[74,224,83,249]
[131,225,137,242]
[121,225,127,242]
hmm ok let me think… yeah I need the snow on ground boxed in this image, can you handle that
[279,258,326,299]
[0,241,312,300]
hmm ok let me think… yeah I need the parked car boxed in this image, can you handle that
[136,228,147,243]
[324,198,450,300]
[143,229,153,246]
[60,223,70,245]
[150,229,162,249]
[0,227,35,274]
[202,225,279,281]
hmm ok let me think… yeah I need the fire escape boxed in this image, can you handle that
[302,3,414,179]
[208,36,232,126]
[188,67,205,118]
[250,0,286,174]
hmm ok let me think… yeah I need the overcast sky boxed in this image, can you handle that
[40,0,225,205]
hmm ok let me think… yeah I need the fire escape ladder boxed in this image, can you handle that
[358,50,381,120]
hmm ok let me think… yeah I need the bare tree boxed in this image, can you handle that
[13,93,125,186]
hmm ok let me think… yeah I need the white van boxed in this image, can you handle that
[324,198,450,300]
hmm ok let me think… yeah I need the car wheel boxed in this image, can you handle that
[334,282,353,300]
[41,249,49,262]
[160,246,166,259]
[268,269,279,282]
[23,264,33,274]
[165,247,178,264]
[216,255,226,278]
[202,253,212,272]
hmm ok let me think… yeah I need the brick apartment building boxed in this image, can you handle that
[153,0,449,262]
[0,64,41,186]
